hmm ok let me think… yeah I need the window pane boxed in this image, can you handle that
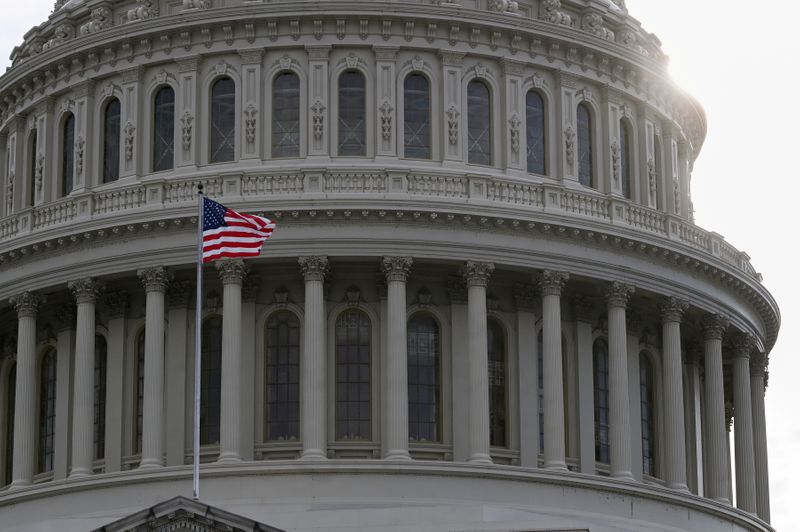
[620,119,632,199]
[4,365,15,486]
[62,114,75,195]
[335,310,371,440]
[38,351,57,473]
[266,311,300,441]
[468,80,491,165]
[210,78,236,163]
[338,71,366,156]
[404,74,431,159]
[640,354,656,476]
[272,73,301,158]
[94,335,107,461]
[201,317,223,445]
[408,315,440,442]
[593,339,609,464]
[152,87,175,172]
[488,319,506,447]
[28,130,37,207]
[526,91,546,175]
[578,104,593,187]
[135,330,145,453]
[103,99,121,183]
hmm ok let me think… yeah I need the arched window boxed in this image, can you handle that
[640,352,656,477]
[265,311,300,441]
[94,335,107,461]
[103,98,121,183]
[577,103,593,187]
[526,91,546,175]
[3,364,15,486]
[537,330,569,454]
[593,338,610,464]
[467,80,492,165]
[272,72,301,158]
[38,350,57,474]
[210,77,236,163]
[620,119,632,199]
[201,316,223,445]
[28,129,37,206]
[134,330,145,454]
[404,73,431,159]
[152,86,175,172]
[338,71,366,156]
[62,113,75,196]
[335,309,371,440]
[488,319,506,448]
[407,314,440,442]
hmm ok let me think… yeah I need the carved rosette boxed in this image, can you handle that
[138,266,171,293]
[603,281,635,308]
[513,283,537,312]
[299,256,329,282]
[102,290,130,319]
[731,332,755,359]
[382,256,413,283]
[660,296,689,323]
[10,291,42,318]
[167,280,192,309]
[462,261,494,288]
[702,314,729,341]
[216,259,248,286]
[537,270,569,297]
[68,277,104,305]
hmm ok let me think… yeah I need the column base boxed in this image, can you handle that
[384,450,412,461]
[713,496,732,505]
[468,453,493,465]
[544,461,569,472]
[138,458,164,470]
[9,479,32,489]
[68,467,92,478]
[610,471,635,481]
[667,481,690,493]
[299,449,328,461]
[216,453,242,464]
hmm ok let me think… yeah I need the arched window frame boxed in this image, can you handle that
[200,315,223,446]
[592,337,610,465]
[37,348,57,475]
[407,311,442,443]
[464,75,496,167]
[401,72,433,161]
[487,316,509,449]
[576,101,596,189]
[205,72,239,165]
[619,117,635,200]
[525,89,547,176]
[151,84,176,173]
[334,67,370,157]
[60,111,75,197]
[270,70,303,159]
[263,309,302,442]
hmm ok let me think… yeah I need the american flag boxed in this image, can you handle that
[201,197,276,263]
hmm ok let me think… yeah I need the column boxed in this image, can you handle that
[464,262,494,464]
[732,333,757,513]
[216,259,247,463]
[702,314,730,503]
[750,354,771,522]
[9,291,41,488]
[604,282,634,480]
[660,296,689,491]
[382,257,413,460]
[137,266,170,469]
[573,296,596,475]
[514,284,538,467]
[68,278,103,477]
[537,270,569,471]
[448,277,470,462]
[166,281,190,467]
[298,256,329,459]
[102,291,128,473]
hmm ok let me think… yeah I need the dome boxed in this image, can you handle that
[0,1,776,531]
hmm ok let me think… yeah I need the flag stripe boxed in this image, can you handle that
[201,197,275,263]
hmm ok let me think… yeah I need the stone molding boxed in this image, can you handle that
[215,259,248,285]
[137,266,171,293]
[10,291,42,318]
[381,256,413,283]
[537,270,569,297]
[68,277,104,305]
[298,256,329,282]
[731,332,755,359]
[604,281,634,308]
[462,261,494,288]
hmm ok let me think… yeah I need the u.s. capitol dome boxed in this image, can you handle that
[0,0,778,531]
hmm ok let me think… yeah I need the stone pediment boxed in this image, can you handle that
[92,496,285,532]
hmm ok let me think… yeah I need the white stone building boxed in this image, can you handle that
[0,0,778,530]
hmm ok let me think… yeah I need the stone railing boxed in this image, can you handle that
[0,169,760,282]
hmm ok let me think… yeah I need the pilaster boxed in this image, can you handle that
[515,284,538,467]
[119,66,142,178]
[239,49,264,161]
[176,57,199,168]
[502,60,524,171]
[441,51,465,163]
[166,281,190,466]
[375,47,398,157]
[306,46,331,157]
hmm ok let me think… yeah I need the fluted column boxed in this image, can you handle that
[382,257,413,460]
[661,296,689,491]
[732,334,757,513]
[464,262,494,464]
[604,282,635,480]
[299,256,329,460]
[537,270,569,471]
[750,355,771,522]
[216,260,247,463]
[702,314,730,503]
[9,292,41,488]
[137,267,170,469]
[67,278,103,478]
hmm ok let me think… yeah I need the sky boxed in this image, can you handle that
[0,0,797,529]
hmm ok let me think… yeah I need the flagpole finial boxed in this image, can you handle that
[198,184,204,195]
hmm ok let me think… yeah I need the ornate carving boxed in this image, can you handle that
[75,136,85,176]
[446,276,468,304]
[123,122,136,161]
[619,30,648,56]
[299,256,329,282]
[660,296,688,323]
[102,290,130,319]
[272,285,290,306]
[68,278,104,304]
[127,0,159,23]
[462,261,495,288]
[382,256,413,283]
[539,0,573,26]
[488,0,519,14]
[216,259,248,285]
[647,158,657,198]
[10,291,42,318]
[610,140,620,183]
[702,314,729,341]
[379,101,394,141]
[731,332,755,359]
[311,99,326,140]
[537,270,569,297]
[183,0,211,9]
[410,56,425,71]
[446,104,460,146]
[513,283,537,311]
[582,13,614,41]
[43,24,75,51]
[181,111,193,151]
[673,179,681,215]
[34,152,44,193]
[415,287,432,307]
[6,170,14,212]
[604,281,635,308]
[244,104,258,145]
[564,125,576,166]
[79,7,113,36]
[138,266,170,293]
[508,114,521,153]
[167,280,192,308]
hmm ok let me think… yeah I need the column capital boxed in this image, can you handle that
[166,280,192,309]
[68,277,104,304]
[702,314,729,340]
[750,353,767,378]
[732,332,755,359]
[299,256,329,282]
[9,291,43,318]
[102,290,129,319]
[604,281,634,308]
[513,283,537,312]
[137,266,171,293]
[216,259,248,286]
[660,296,689,323]
[537,270,569,297]
[382,256,413,283]
[462,261,494,288]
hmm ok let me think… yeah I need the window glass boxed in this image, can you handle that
[640,353,656,476]
[94,335,107,461]
[338,71,366,156]
[38,350,57,473]
[62,114,75,195]
[577,103,593,187]
[404,74,431,159]
[593,339,610,463]
[488,319,506,447]
[272,73,301,158]
[526,91,546,175]
[4,365,15,486]
[201,317,223,445]
[28,130,37,206]
[408,314,440,442]
[265,311,300,441]
[335,309,371,440]
[153,86,175,172]
[210,78,236,163]
[134,330,145,454]
[103,99,121,183]
[620,119,632,199]
[468,80,492,165]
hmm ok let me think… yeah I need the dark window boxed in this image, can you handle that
[134,330,145,453]
[407,314,440,442]
[94,335,107,461]
[468,80,492,165]
[640,353,656,477]
[38,350,57,474]
[201,317,222,445]
[526,91,546,175]
[28,130,37,206]
[62,114,75,195]
[265,311,300,441]
[335,309,371,440]
[272,73,301,158]
[404,74,431,159]
[152,86,175,172]
[620,119,632,199]
[210,77,236,163]
[488,319,506,448]
[593,339,610,464]
[4,364,15,486]
[338,71,366,156]
[577,103,593,187]
[103,99,121,183]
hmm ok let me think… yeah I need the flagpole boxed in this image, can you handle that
[193,184,204,500]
